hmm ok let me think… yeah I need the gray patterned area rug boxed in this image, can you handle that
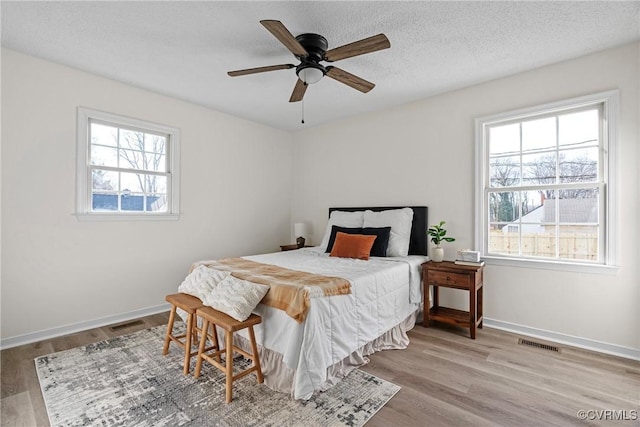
[36,325,400,426]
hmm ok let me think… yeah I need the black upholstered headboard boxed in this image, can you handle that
[328,206,428,256]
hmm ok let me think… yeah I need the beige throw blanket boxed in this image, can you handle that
[190,258,351,323]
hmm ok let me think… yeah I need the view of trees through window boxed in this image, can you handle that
[89,121,168,212]
[486,108,601,261]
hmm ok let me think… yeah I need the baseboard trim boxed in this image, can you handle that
[483,318,640,361]
[3,308,637,361]
[0,303,171,350]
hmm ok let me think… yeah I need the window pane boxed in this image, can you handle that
[144,152,166,172]
[521,229,556,258]
[559,109,599,148]
[147,194,168,212]
[558,227,598,261]
[489,191,520,222]
[489,124,519,155]
[522,152,556,185]
[557,191,599,224]
[90,145,118,167]
[522,117,556,153]
[488,224,520,256]
[121,172,144,192]
[121,193,145,211]
[144,134,166,154]
[92,169,117,191]
[520,195,556,259]
[92,193,118,211]
[119,149,143,171]
[521,190,545,216]
[90,122,117,147]
[120,129,144,150]
[489,156,520,187]
[558,148,598,183]
[146,175,167,193]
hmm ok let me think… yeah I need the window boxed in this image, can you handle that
[76,108,180,220]
[475,91,618,270]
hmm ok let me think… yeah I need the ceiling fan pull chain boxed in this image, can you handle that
[301,97,305,124]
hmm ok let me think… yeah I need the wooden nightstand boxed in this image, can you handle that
[422,261,484,339]
[280,244,305,251]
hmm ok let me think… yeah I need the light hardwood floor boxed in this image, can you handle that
[1,313,638,426]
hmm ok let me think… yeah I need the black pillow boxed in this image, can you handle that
[361,227,392,257]
[325,226,363,253]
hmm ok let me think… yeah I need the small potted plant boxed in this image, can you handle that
[428,221,455,262]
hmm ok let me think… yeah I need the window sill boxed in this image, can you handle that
[483,256,619,275]
[76,213,180,222]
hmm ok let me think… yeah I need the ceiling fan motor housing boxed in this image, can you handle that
[295,33,328,62]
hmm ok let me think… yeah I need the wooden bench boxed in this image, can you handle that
[193,306,264,403]
[163,293,218,375]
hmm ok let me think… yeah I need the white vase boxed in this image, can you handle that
[431,246,444,262]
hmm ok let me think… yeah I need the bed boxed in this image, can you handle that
[181,206,428,400]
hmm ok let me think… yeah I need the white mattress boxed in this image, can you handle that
[238,247,427,399]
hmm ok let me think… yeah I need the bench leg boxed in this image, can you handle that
[248,326,264,384]
[192,323,199,348]
[194,319,209,378]
[183,313,194,374]
[163,305,177,355]
[211,324,221,363]
[225,331,233,403]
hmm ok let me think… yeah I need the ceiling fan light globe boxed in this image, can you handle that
[297,66,324,85]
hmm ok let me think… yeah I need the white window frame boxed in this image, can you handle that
[76,107,180,221]
[474,90,619,274]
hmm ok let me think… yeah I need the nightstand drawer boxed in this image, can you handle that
[427,270,470,289]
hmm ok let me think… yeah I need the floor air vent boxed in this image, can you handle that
[518,338,561,353]
[109,320,144,331]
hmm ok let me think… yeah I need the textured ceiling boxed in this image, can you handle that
[2,1,639,131]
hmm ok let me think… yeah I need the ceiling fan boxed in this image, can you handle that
[228,20,390,102]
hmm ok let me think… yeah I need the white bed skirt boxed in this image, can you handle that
[232,309,418,399]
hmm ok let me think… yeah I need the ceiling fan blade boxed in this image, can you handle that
[289,79,308,102]
[324,34,390,62]
[260,20,308,57]
[227,64,295,77]
[326,67,375,93]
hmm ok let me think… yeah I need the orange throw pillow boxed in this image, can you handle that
[329,232,377,260]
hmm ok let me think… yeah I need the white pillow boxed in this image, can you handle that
[319,210,365,250]
[363,208,414,257]
[178,266,229,301]
[202,275,269,322]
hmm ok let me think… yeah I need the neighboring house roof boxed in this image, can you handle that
[502,205,544,234]
[519,204,545,224]
[502,198,597,233]
[543,198,598,223]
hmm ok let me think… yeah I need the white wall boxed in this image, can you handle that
[291,42,639,354]
[2,43,638,356]
[1,49,293,341]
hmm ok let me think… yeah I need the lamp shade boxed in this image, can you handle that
[294,222,308,238]
[297,66,324,85]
